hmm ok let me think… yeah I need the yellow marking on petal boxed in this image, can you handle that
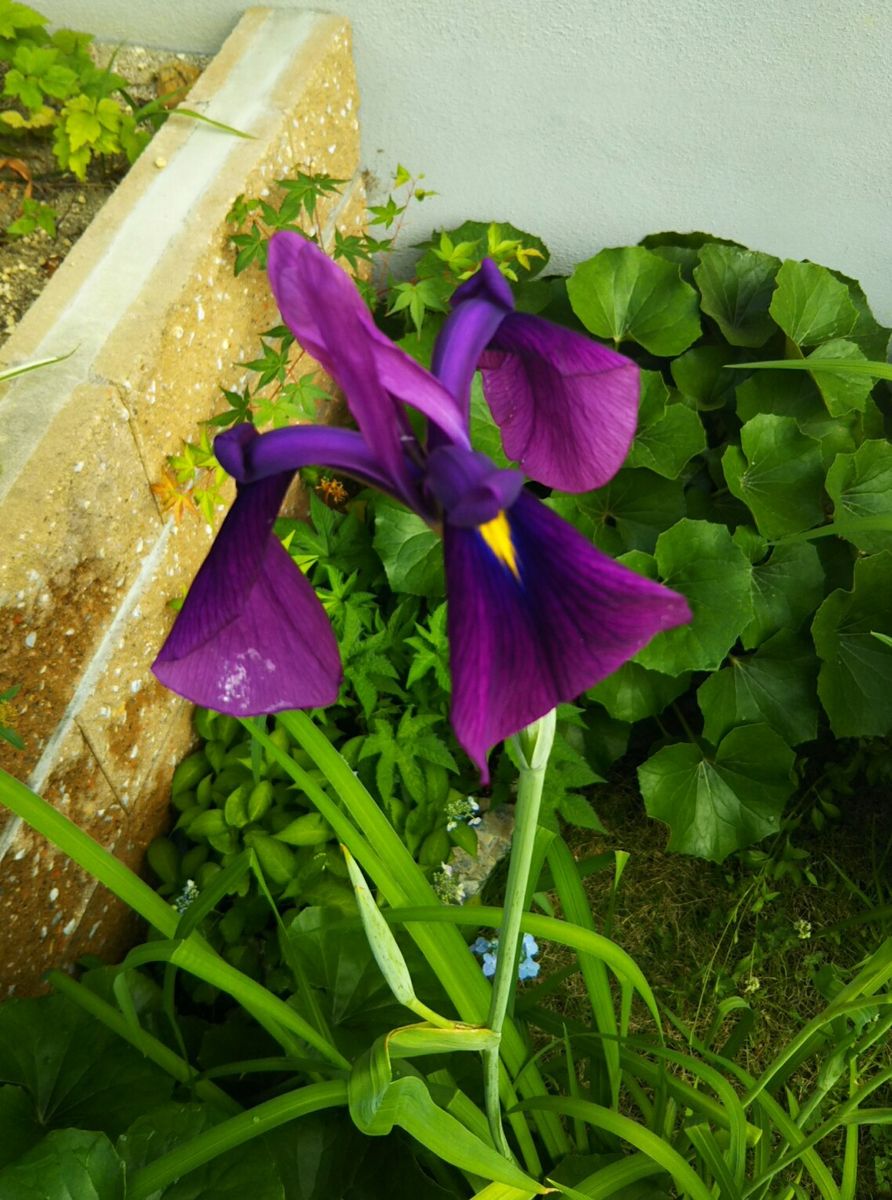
[478,510,520,579]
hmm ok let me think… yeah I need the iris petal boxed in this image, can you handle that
[152,472,341,714]
[267,235,469,475]
[444,491,691,778]
[216,421,402,498]
[479,313,640,492]
[433,259,513,417]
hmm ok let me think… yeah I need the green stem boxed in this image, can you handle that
[126,1080,348,1200]
[483,710,556,1157]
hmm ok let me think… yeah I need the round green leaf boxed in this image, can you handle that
[576,468,686,554]
[807,339,875,416]
[693,244,781,347]
[825,439,892,553]
[373,499,445,598]
[697,631,819,747]
[638,724,795,862]
[634,520,753,674]
[0,1085,43,1169]
[0,994,173,1139]
[721,414,825,539]
[589,660,689,723]
[741,541,825,649]
[567,245,701,356]
[626,372,706,479]
[671,345,739,411]
[769,260,858,347]
[0,1129,125,1200]
[812,551,892,737]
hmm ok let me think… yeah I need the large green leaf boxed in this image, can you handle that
[812,552,892,737]
[721,414,825,539]
[589,661,689,724]
[566,246,701,356]
[373,499,445,598]
[769,260,857,347]
[119,1103,284,1200]
[696,631,819,747]
[734,368,823,424]
[825,440,892,553]
[0,1085,43,1168]
[638,724,795,862]
[626,371,706,479]
[671,345,740,411]
[741,541,824,649]
[693,244,781,347]
[0,993,173,1139]
[634,520,753,674]
[575,469,686,554]
[807,339,875,416]
[0,1129,125,1200]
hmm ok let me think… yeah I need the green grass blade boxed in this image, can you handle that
[384,904,660,1028]
[126,1080,348,1200]
[253,714,566,1168]
[0,766,178,934]
[173,106,255,137]
[562,1153,667,1198]
[732,358,892,380]
[45,969,240,1115]
[516,1095,714,1200]
[685,1123,742,1199]
[0,765,351,1072]
[119,939,349,1070]
[546,838,622,1106]
[0,347,77,384]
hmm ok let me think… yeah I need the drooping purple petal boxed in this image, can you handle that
[152,472,341,714]
[479,313,640,492]
[444,491,691,778]
[432,259,514,417]
[267,235,469,476]
[216,421,409,501]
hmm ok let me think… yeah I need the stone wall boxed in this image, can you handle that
[0,8,364,994]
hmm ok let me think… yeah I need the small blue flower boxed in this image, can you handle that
[470,932,540,982]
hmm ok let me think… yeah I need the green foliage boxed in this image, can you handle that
[548,233,892,861]
[0,3,153,185]
[0,682,24,749]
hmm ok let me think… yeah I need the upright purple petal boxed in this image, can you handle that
[432,260,514,416]
[444,491,690,778]
[152,472,341,714]
[479,314,640,492]
[267,235,469,469]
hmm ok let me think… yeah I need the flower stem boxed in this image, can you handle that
[483,710,556,1157]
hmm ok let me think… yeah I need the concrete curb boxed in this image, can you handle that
[0,7,364,993]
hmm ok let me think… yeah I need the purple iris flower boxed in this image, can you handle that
[152,234,691,778]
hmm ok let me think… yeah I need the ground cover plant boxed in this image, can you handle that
[1,167,892,1198]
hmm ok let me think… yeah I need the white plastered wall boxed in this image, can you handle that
[37,0,892,326]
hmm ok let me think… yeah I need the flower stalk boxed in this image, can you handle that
[483,709,556,1157]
